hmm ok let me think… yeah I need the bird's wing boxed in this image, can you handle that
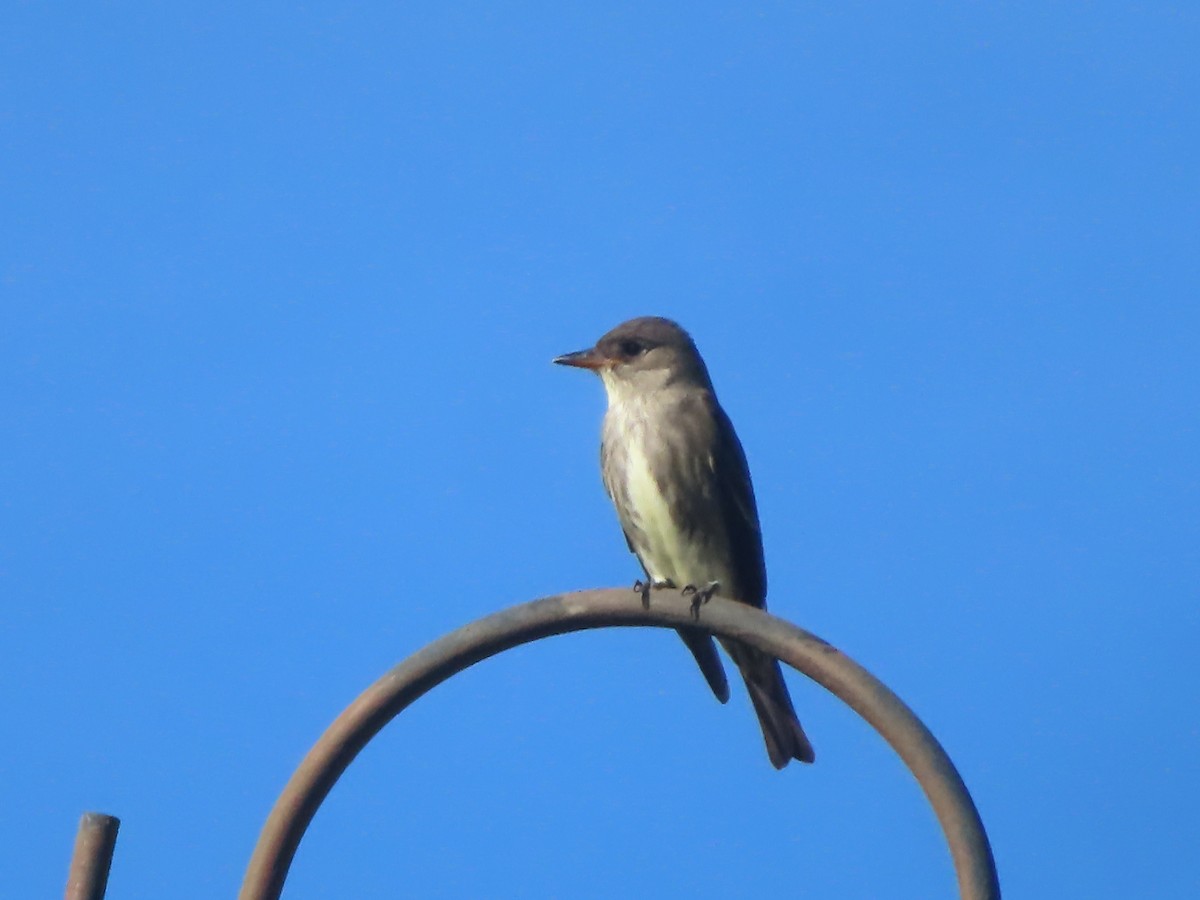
[696,391,768,607]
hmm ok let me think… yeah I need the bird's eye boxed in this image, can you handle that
[619,340,644,357]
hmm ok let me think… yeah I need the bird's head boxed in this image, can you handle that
[554,316,713,401]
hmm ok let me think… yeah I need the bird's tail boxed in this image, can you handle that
[726,641,815,768]
[676,627,730,703]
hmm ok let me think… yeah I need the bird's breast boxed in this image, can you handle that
[603,399,722,588]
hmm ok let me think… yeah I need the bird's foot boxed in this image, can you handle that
[681,581,721,619]
[633,579,650,608]
[633,579,674,609]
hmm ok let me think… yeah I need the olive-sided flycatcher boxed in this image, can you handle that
[554,316,814,768]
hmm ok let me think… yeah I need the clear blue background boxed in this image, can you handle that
[3,3,1197,897]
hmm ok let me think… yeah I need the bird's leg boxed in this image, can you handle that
[632,578,674,609]
[681,581,721,619]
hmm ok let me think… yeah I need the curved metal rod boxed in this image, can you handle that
[65,812,120,900]
[240,589,1000,899]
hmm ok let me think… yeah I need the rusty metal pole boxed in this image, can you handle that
[240,588,1000,899]
[64,812,120,900]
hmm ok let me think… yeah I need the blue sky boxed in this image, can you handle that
[3,3,1197,897]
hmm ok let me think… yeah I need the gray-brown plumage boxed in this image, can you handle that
[555,316,814,768]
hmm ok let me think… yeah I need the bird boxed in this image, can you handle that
[554,316,814,768]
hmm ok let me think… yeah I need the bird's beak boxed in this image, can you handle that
[553,348,606,370]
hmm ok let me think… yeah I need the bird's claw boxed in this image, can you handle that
[633,579,651,608]
[632,578,674,610]
[682,581,720,619]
